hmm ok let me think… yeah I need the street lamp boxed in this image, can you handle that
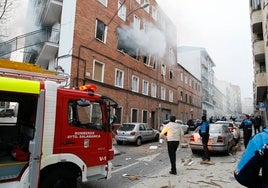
[107,1,149,25]
[127,3,149,18]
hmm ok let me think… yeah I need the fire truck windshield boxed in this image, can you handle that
[68,100,102,130]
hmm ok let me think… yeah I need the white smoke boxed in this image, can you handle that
[118,22,167,58]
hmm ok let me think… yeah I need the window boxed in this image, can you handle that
[185,94,188,103]
[142,110,148,123]
[184,75,188,84]
[144,2,150,13]
[251,0,261,9]
[118,1,126,21]
[180,73,183,81]
[180,91,183,101]
[114,106,122,124]
[144,55,151,66]
[131,108,138,122]
[98,0,108,7]
[134,15,141,29]
[152,56,157,70]
[116,27,138,57]
[169,69,173,79]
[68,100,102,130]
[161,87,166,100]
[136,0,141,4]
[151,83,157,98]
[142,80,149,95]
[93,60,104,82]
[152,6,157,21]
[95,19,107,43]
[169,90,173,102]
[132,76,139,92]
[169,47,175,64]
[115,69,124,88]
[161,64,166,76]
[189,79,192,87]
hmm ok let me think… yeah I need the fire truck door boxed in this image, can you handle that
[28,90,45,188]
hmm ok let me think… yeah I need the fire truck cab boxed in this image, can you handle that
[0,60,118,188]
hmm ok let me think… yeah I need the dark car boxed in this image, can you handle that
[0,109,15,117]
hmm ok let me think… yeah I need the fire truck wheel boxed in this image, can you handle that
[136,137,142,146]
[40,167,77,188]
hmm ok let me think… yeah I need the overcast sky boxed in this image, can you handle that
[156,0,253,99]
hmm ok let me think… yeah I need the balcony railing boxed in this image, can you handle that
[0,27,59,59]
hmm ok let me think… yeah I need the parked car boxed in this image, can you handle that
[160,119,189,134]
[215,120,240,143]
[0,109,14,117]
[175,119,189,134]
[189,123,236,154]
[115,123,159,146]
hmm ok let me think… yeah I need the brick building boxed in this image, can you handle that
[1,0,202,129]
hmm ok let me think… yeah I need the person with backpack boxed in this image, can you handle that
[199,115,210,162]
[239,114,253,148]
[234,128,268,187]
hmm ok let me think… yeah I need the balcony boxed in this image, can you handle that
[253,40,265,62]
[251,10,262,34]
[35,29,59,68]
[42,0,63,26]
[255,72,267,87]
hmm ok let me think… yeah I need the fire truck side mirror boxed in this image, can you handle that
[77,98,91,107]
[110,114,117,124]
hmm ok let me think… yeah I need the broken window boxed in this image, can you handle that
[95,19,107,42]
[116,27,139,58]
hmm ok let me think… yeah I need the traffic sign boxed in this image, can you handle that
[259,102,266,111]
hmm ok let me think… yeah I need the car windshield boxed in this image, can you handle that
[119,124,135,131]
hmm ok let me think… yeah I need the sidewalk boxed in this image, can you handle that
[129,146,244,188]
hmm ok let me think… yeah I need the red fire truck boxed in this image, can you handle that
[0,59,118,188]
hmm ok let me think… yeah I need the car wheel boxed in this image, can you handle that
[154,134,159,142]
[136,137,142,146]
[191,149,198,154]
[116,140,123,145]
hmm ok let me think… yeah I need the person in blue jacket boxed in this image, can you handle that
[234,128,268,187]
[239,114,253,148]
[199,115,210,161]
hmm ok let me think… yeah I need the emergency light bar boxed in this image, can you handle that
[79,84,97,92]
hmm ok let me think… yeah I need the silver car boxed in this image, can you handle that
[214,121,240,143]
[189,123,236,154]
[175,119,189,134]
[115,123,159,146]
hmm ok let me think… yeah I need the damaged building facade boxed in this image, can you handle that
[0,0,202,129]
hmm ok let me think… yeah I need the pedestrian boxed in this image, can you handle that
[254,114,262,134]
[199,115,210,161]
[160,115,184,175]
[234,128,268,187]
[239,114,252,148]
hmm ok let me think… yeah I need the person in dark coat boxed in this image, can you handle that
[239,114,252,148]
[254,114,262,134]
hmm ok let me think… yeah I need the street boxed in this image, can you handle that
[78,135,244,188]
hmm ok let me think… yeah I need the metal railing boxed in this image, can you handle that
[0,27,59,58]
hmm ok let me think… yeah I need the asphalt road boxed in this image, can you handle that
[78,137,244,188]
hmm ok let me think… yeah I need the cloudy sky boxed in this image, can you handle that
[156,0,253,99]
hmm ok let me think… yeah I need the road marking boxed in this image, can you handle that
[112,153,161,174]
[112,162,139,173]
[136,153,160,162]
